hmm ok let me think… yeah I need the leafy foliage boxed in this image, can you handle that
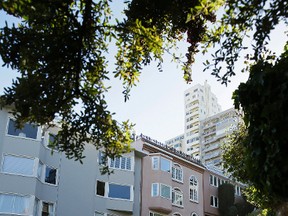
[0,0,287,165]
[223,45,288,209]
[204,0,288,84]
[235,195,255,216]
[218,183,235,216]
[0,0,222,162]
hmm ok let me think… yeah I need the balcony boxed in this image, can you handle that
[149,197,172,214]
[203,151,220,160]
[203,143,220,153]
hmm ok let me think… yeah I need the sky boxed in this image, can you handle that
[0,3,287,142]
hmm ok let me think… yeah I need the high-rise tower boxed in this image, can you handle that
[183,81,222,158]
[166,81,222,159]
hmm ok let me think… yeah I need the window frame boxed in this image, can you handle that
[151,183,159,197]
[1,154,37,177]
[210,195,218,208]
[95,180,133,201]
[235,185,241,196]
[172,163,183,183]
[160,157,171,173]
[160,183,171,200]
[109,156,133,171]
[41,201,55,216]
[98,151,106,166]
[209,174,218,187]
[96,180,106,197]
[107,182,132,201]
[6,117,39,140]
[151,156,159,170]
[189,175,199,203]
[0,192,33,215]
[172,188,183,207]
[44,165,57,185]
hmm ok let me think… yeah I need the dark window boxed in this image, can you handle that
[210,196,213,206]
[96,181,105,196]
[42,202,53,216]
[108,183,130,200]
[8,119,38,139]
[45,166,56,185]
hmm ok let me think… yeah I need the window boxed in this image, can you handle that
[149,211,164,216]
[160,157,171,173]
[96,180,105,196]
[189,175,198,202]
[7,118,38,139]
[172,188,183,207]
[210,195,218,208]
[172,164,183,182]
[0,193,32,215]
[152,156,159,170]
[37,162,57,185]
[45,166,57,185]
[108,183,131,200]
[209,175,218,187]
[98,151,106,166]
[160,184,171,199]
[235,185,241,196]
[151,183,159,197]
[209,175,213,185]
[2,155,35,176]
[42,202,54,216]
[47,133,58,150]
[191,213,198,216]
[96,181,132,200]
[109,156,132,171]
[173,213,182,216]
[37,161,43,179]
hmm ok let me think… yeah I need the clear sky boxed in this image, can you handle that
[0,4,287,142]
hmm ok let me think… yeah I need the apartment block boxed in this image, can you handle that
[0,106,244,216]
[164,134,185,152]
[200,108,239,168]
[0,107,143,216]
[166,81,221,160]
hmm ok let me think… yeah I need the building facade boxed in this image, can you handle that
[0,107,143,216]
[135,135,205,216]
[199,108,239,168]
[164,134,185,152]
[0,107,244,216]
[166,81,222,160]
[203,165,244,216]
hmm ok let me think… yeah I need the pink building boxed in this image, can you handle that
[134,135,206,216]
[134,135,245,216]
[204,166,245,216]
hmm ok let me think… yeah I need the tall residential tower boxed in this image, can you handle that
[167,81,221,159]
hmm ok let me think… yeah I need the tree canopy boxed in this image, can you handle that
[223,45,288,210]
[0,0,287,163]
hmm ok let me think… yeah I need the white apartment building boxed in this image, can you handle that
[165,134,185,152]
[199,108,239,168]
[167,81,221,160]
[184,81,221,159]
